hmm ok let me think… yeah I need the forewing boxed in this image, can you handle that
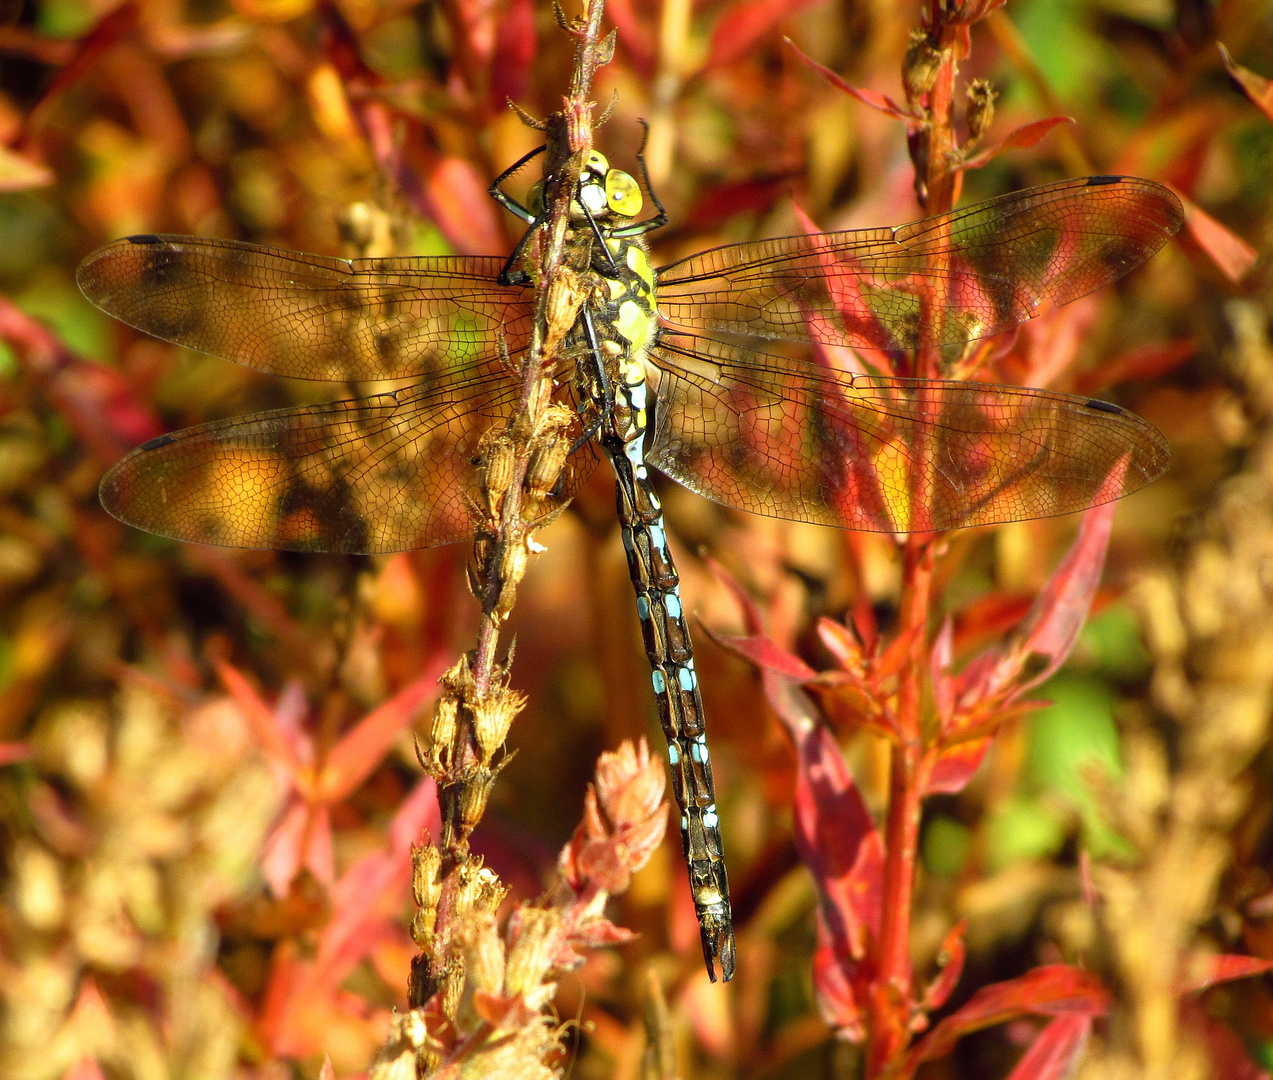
[656,177,1183,352]
[100,377,599,553]
[647,334,1169,532]
[77,235,532,382]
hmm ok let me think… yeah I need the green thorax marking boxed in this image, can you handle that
[590,234,658,359]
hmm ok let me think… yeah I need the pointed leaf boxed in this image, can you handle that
[774,688,883,959]
[710,631,820,681]
[1005,1014,1092,1080]
[923,920,968,1011]
[262,799,310,898]
[217,661,304,777]
[924,738,992,795]
[786,37,912,119]
[963,116,1073,170]
[906,966,1109,1070]
[1220,43,1273,124]
[1178,953,1273,994]
[1016,465,1124,688]
[813,914,865,1040]
[317,662,443,800]
[1180,191,1258,282]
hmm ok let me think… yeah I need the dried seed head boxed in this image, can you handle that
[471,689,525,761]
[462,911,506,1000]
[525,436,569,501]
[965,80,996,143]
[504,907,559,1002]
[439,955,465,1022]
[480,434,517,516]
[500,540,529,587]
[458,767,499,836]
[544,267,586,356]
[429,697,458,764]
[903,31,942,100]
[413,843,443,913]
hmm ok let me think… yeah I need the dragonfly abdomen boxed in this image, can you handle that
[585,232,737,980]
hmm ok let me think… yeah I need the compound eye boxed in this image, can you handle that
[605,170,643,217]
[526,181,544,217]
[585,150,609,178]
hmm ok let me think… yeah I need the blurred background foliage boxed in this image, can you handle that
[0,0,1271,1077]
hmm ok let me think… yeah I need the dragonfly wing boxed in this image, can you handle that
[77,235,532,383]
[647,333,1169,533]
[656,177,1183,352]
[100,377,599,553]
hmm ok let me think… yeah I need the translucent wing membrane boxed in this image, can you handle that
[656,177,1184,353]
[648,334,1170,532]
[100,378,599,553]
[77,235,533,383]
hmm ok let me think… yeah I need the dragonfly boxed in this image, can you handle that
[78,148,1182,983]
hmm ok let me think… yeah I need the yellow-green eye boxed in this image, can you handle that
[527,180,544,217]
[585,150,609,178]
[606,170,643,217]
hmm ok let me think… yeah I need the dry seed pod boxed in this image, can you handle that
[471,688,524,761]
[525,433,570,500]
[903,31,942,100]
[413,843,443,914]
[500,540,529,586]
[429,697,458,766]
[480,434,517,516]
[457,767,499,836]
[966,79,996,143]
[504,907,558,1000]
[544,267,586,355]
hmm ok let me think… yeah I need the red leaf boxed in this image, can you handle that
[818,617,865,672]
[706,555,765,635]
[63,1060,107,1080]
[1005,1015,1092,1080]
[786,38,912,120]
[923,920,968,1011]
[262,799,310,897]
[708,0,825,70]
[217,661,305,778]
[963,116,1073,170]
[314,777,439,984]
[1178,953,1273,994]
[1179,190,1258,282]
[0,742,30,766]
[711,631,819,681]
[931,616,956,724]
[419,155,505,256]
[1072,338,1197,396]
[316,662,443,801]
[924,738,991,796]
[959,479,1122,716]
[775,690,883,960]
[1220,43,1273,125]
[813,916,865,1040]
[1013,481,1122,689]
[489,0,535,107]
[906,966,1109,1070]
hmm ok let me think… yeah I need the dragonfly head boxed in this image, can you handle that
[572,149,643,222]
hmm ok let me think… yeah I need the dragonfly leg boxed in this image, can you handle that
[488,144,546,223]
[570,307,614,452]
[611,120,669,238]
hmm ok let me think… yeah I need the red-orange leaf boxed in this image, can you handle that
[1005,1015,1093,1080]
